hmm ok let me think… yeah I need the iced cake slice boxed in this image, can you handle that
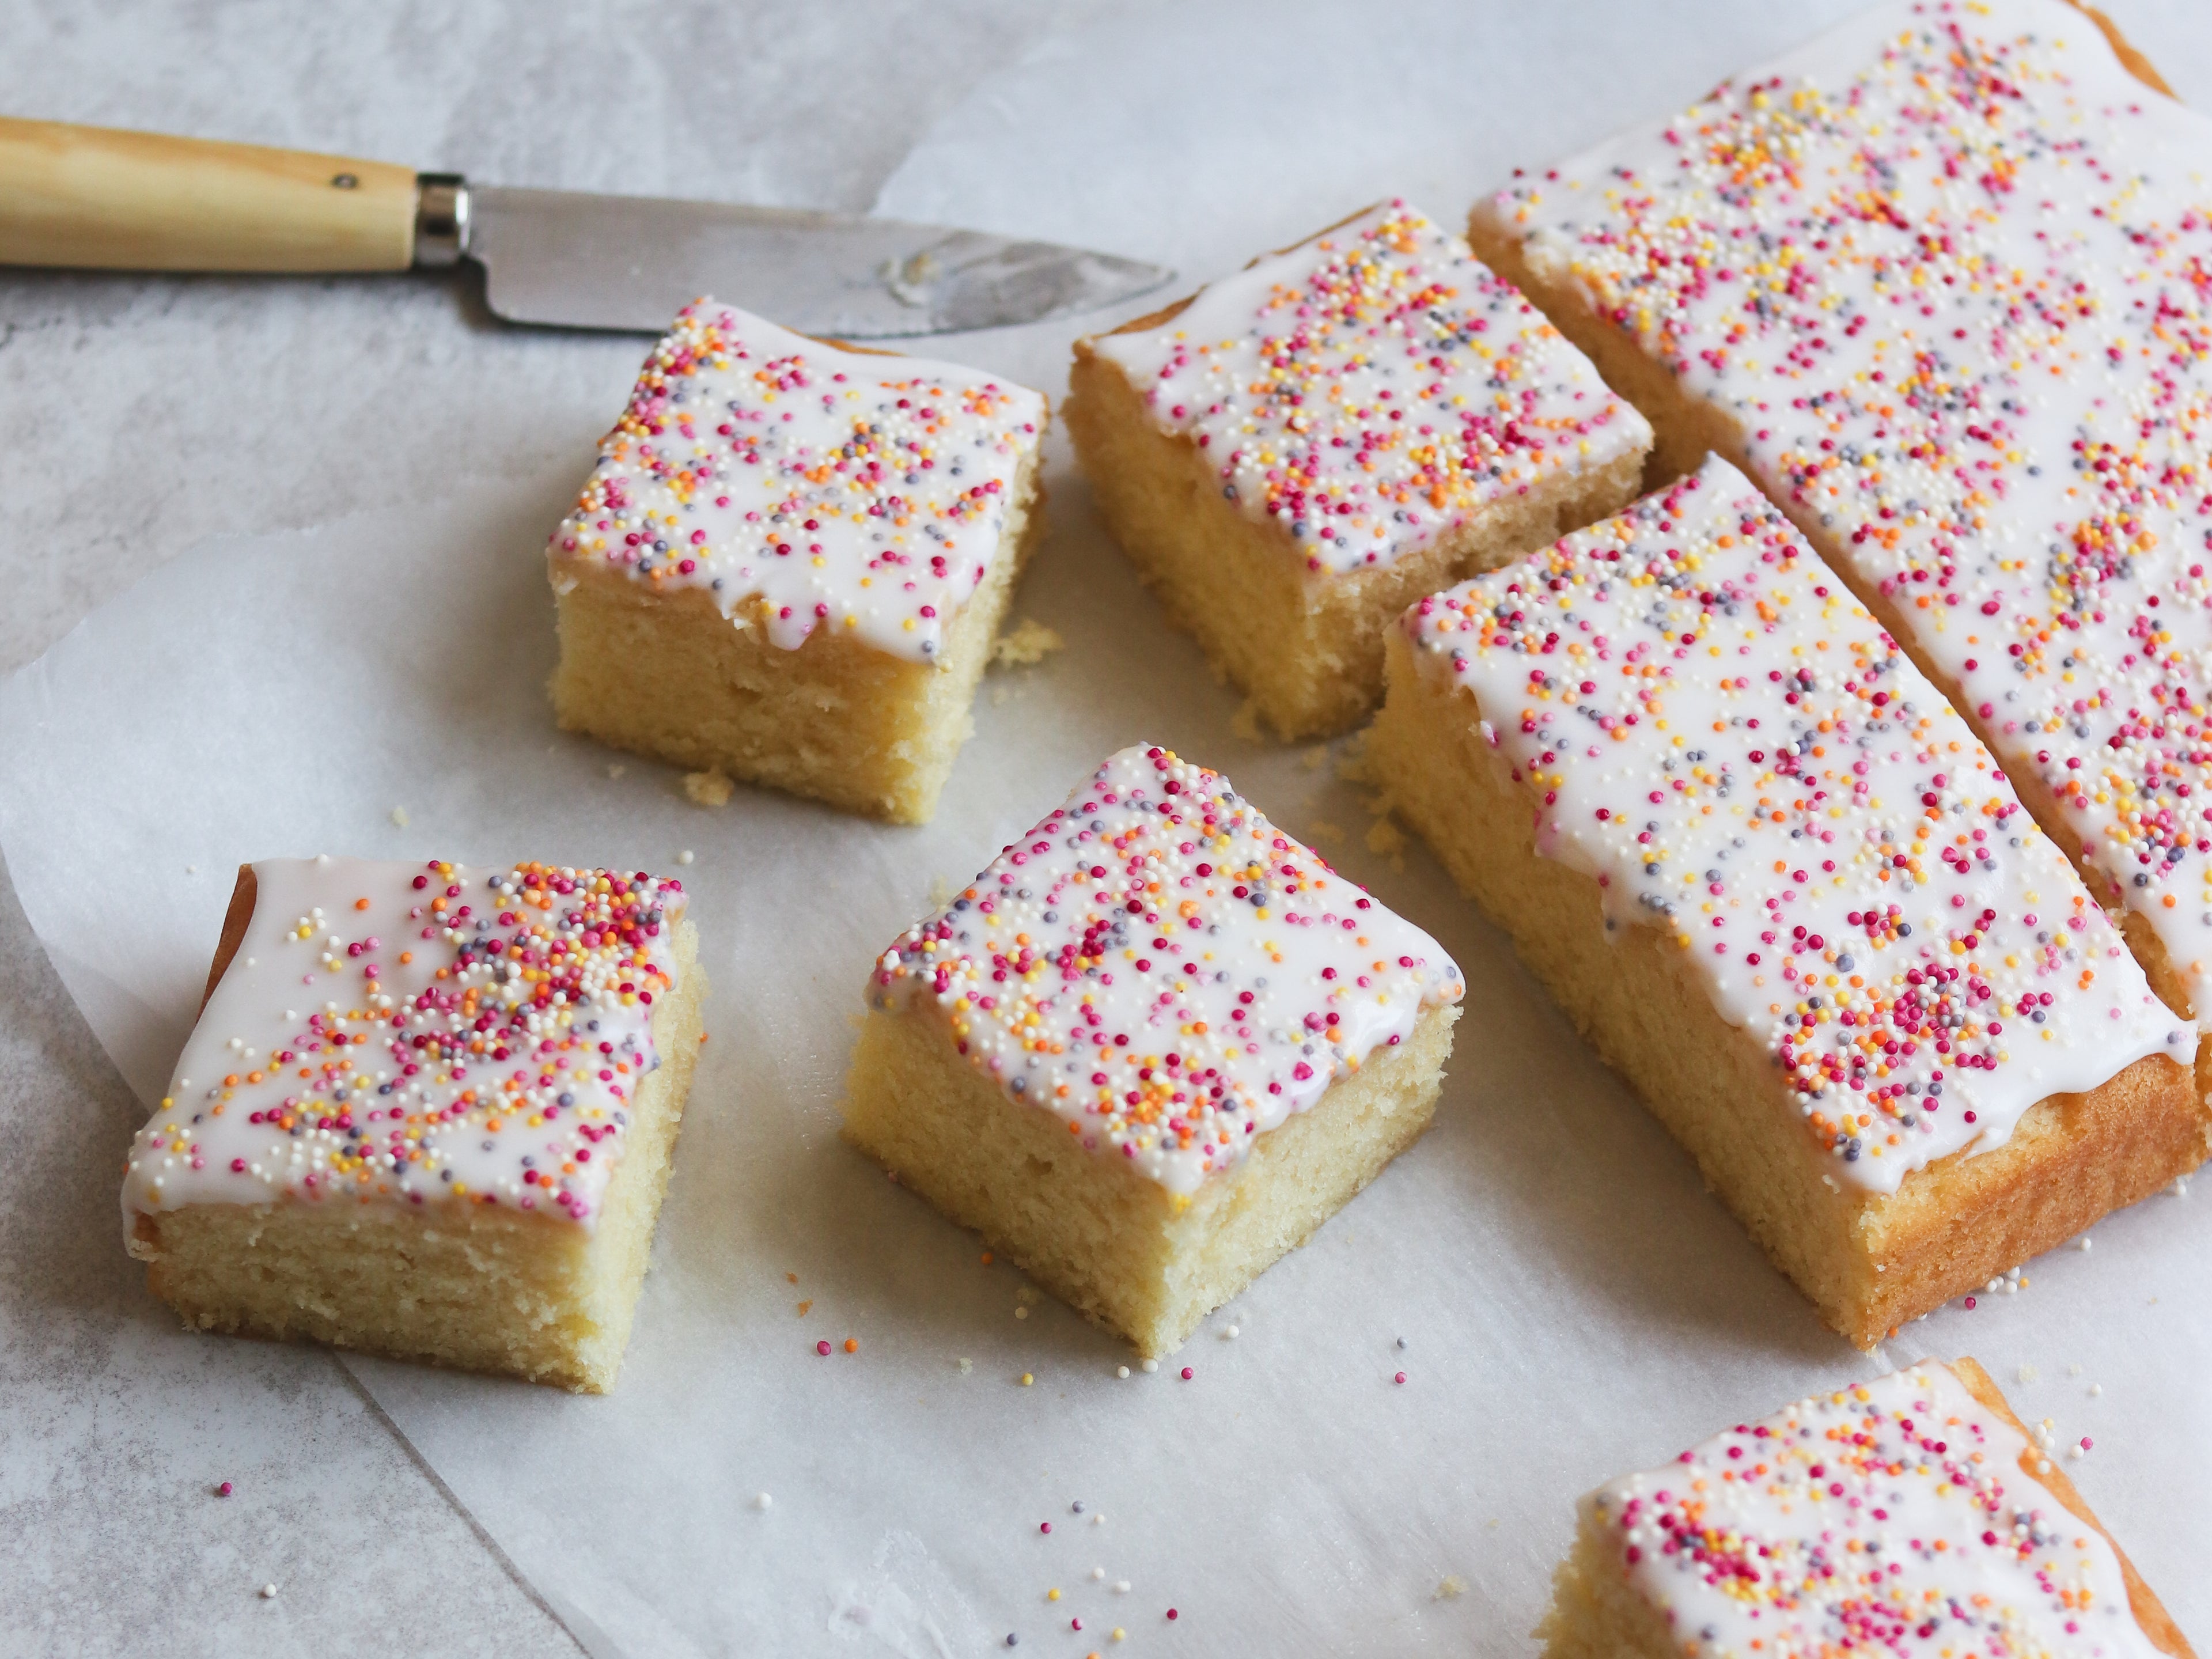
[548,298,1048,824]
[1540,1358,2194,1658]
[1370,459,2206,1345]
[1470,0,2212,1094]
[1068,200,1651,738]
[123,857,705,1392]
[842,744,1464,1355]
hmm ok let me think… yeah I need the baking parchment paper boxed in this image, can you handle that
[4,1,2208,1650]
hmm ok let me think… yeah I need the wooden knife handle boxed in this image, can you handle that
[0,117,419,272]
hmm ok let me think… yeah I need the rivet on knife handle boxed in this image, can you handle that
[0,116,419,272]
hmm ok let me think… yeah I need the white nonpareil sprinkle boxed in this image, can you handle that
[755,1493,772,1510]
[1115,1366,1129,1379]
[1140,1359,1158,1374]
[1224,1324,1239,1339]
[259,1584,279,1600]
[676,849,695,865]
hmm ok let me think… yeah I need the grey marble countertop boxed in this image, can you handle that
[3,3,2206,1653]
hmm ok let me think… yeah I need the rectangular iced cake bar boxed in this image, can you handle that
[1370,458,2206,1344]
[842,744,1464,1355]
[123,857,704,1392]
[549,298,1048,823]
[1069,200,1652,738]
[1471,0,2212,1094]
[1540,1358,2193,1658]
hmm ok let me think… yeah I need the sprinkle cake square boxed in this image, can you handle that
[1067,200,1652,739]
[1540,1358,2194,1658]
[842,744,1464,1356]
[1369,459,2206,1346]
[1469,0,2212,1097]
[123,857,706,1393]
[548,298,1048,824]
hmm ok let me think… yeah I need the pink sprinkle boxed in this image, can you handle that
[1180,1367,1193,1380]
[1167,1609,1179,1622]
[216,1481,233,1497]
[815,1340,831,1356]
[1040,1522,1052,1534]
[1394,1371,1408,1385]
[1964,1296,1978,1310]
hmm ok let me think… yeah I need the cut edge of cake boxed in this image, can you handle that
[842,994,1460,1357]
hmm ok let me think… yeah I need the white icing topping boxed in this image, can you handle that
[1483,0,2212,1022]
[1590,1363,2163,1658]
[549,298,1046,662]
[1089,200,1650,576]
[123,857,688,1233]
[866,744,1464,1194]
[1403,458,2187,1194]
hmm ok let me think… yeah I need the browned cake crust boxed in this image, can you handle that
[1948,1356,2195,1658]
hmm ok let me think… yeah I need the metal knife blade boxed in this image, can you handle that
[462,185,1172,338]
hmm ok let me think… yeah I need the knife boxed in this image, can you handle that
[0,116,1172,338]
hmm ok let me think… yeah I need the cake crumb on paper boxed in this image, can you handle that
[389,806,410,828]
[1435,1576,1466,1600]
[990,618,1063,668]
[683,770,734,807]
[1229,700,1264,743]
[1365,816,1408,871]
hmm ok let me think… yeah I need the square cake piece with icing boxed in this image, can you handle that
[842,744,1464,1356]
[549,298,1048,824]
[1370,458,2206,1346]
[123,857,705,1392]
[1067,200,1652,739]
[1540,1358,2194,1659]
[1471,0,2212,1099]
